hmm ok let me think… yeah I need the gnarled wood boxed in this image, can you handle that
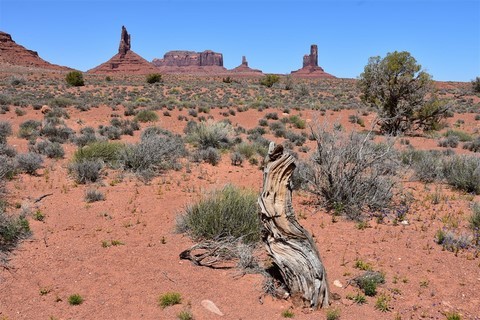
[258,142,329,309]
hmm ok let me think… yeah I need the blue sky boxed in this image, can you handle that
[0,0,479,81]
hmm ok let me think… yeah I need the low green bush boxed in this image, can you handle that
[260,74,280,88]
[135,110,158,123]
[158,292,181,308]
[185,119,233,150]
[442,155,480,194]
[177,184,261,244]
[65,71,84,87]
[73,141,125,165]
[0,211,30,253]
[146,73,162,84]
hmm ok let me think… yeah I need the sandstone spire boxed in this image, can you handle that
[118,26,131,56]
[88,25,159,75]
[292,44,335,78]
[303,44,318,68]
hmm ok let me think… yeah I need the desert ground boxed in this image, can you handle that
[1,66,480,320]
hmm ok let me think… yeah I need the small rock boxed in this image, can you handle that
[333,280,343,288]
[401,220,409,225]
[201,300,224,316]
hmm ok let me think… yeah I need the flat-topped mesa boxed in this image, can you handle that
[152,50,224,67]
[291,44,335,78]
[151,50,227,74]
[118,26,131,56]
[87,25,159,75]
[0,30,69,70]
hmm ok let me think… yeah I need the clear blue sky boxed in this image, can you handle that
[1,0,479,81]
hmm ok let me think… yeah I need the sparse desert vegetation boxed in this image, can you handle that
[0,66,479,319]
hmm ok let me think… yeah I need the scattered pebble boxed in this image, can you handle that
[201,299,224,316]
[333,280,343,288]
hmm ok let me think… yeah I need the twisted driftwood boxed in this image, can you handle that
[258,142,329,309]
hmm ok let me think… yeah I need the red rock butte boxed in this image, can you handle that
[152,50,227,74]
[229,56,263,77]
[0,31,69,70]
[291,44,335,78]
[87,26,159,75]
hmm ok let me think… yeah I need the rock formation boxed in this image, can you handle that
[118,26,131,56]
[152,50,226,74]
[0,31,69,70]
[230,55,263,76]
[88,26,159,75]
[291,44,335,78]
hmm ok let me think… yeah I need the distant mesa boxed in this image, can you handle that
[291,44,335,78]
[152,50,227,74]
[0,31,69,70]
[88,26,159,75]
[229,56,263,76]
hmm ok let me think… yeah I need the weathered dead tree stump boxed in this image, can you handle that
[258,142,329,309]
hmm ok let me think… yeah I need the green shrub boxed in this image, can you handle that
[260,74,280,88]
[281,309,295,318]
[444,130,472,142]
[185,119,233,150]
[73,141,125,165]
[374,294,391,312]
[65,71,85,87]
[0,211,30,253]
[347,292,366,304]
[446,312,462,320]
[146,73,162,84]
[354,271,385,296]
[288,115,306,129]
[358,51,448,134]
[158,292,181,308]
[442,155,480,194]
[177,310,193,320]
[134,110,158,123]
[177,184,261,244]
[326,308,340,320]
[68,294,84,305]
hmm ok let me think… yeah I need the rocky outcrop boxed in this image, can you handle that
[152,50,226,74]
[291,44,335,78]
[152,50,223,67]
[230,55,263,76]
[118,26,131,56]
[0,31,69,70]
[88,26,159,75]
